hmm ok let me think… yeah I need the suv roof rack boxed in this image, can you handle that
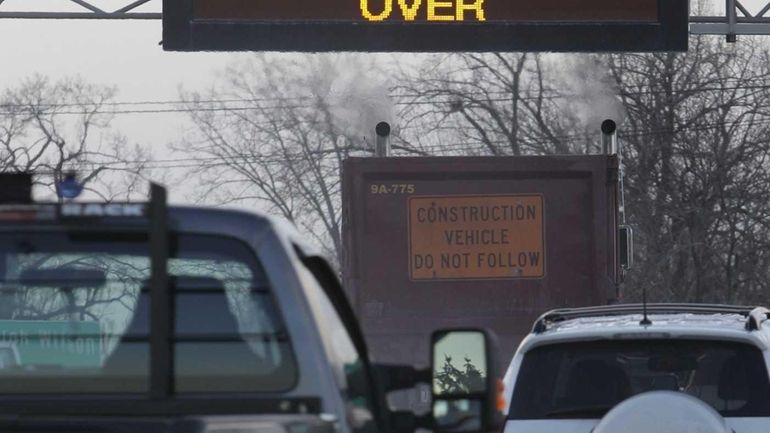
[532,303,770,333]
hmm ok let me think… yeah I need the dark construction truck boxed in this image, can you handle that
[0,173,501,433]
[342,155,620,399]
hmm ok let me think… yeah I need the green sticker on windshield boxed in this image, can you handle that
[0,320,102,368]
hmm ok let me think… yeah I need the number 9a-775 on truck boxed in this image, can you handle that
[0,173,504,433]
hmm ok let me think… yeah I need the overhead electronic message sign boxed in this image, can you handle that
[162,0,688,52]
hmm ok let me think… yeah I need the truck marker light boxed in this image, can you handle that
[496,378,506,412]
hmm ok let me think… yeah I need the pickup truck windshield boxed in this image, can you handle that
[0,231,296,394]
[509,339,770,419]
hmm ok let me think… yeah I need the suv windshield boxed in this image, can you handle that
[0,231,296,394]
[509,339,770,419]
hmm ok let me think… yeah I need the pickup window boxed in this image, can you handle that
[509,339,770,419]
[0,231,296,394]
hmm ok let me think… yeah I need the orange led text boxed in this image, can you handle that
[360,0,485,21]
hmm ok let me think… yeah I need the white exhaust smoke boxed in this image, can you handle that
[550,54,626,128]
[317,55,395,150]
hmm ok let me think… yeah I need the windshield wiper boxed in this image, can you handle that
[545,405,613,418]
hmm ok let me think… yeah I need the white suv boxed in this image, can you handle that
[502,304,770,433]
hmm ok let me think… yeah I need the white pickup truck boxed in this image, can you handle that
[0,173,502,433]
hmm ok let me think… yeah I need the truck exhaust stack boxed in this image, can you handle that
[375,121,391,157]
[601,119,617,155]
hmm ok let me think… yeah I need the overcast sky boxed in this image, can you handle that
[0,4,238,149]
[0,1,243,202]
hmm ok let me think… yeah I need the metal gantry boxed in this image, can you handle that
[690,0,770,40]
[0,0,160,19]
[2,0,770,42]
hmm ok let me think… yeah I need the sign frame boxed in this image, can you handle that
[162,0,689,52]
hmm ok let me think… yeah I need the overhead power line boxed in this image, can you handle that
[4,80,770,115]
[43,116,770,173]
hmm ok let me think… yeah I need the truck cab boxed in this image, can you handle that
[0,174,501,433]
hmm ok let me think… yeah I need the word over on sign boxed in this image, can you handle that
[408,194,545,280]
[360,0,485,21]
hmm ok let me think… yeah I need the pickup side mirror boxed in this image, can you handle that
[430,329,503,433]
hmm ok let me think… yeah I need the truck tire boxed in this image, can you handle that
[593,390,729,433]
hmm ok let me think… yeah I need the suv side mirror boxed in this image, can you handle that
[430,329,503,433]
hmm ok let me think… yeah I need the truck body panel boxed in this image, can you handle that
[342,155,619,389]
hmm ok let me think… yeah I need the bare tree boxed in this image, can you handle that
[176,53,588,266]
[397,42,770,304]
[0,74,151,201]
[0,74,152,322]
[176,43,770,306]
[176,54,422,264]
[394,53,600,157]
[610,37,770,304]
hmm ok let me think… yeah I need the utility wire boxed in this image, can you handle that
[48,116,770,172]
[4,81,770,114]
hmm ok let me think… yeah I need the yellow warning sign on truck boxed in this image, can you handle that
[408,195,545,280]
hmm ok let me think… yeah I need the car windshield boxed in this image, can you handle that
[0,230,296,394]
[509,339,770,419]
